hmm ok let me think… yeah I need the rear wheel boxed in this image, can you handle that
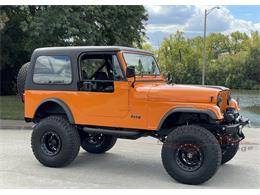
[161,125,222,185]
[31,116,80,167]
[80,133,117,154]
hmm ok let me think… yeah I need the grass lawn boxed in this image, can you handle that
[0,96,24,120]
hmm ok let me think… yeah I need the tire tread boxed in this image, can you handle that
[17,62,30,100]
[161,125,222,185]
[31,116,80,167]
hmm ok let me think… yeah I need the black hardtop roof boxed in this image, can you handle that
[34,46,153,55]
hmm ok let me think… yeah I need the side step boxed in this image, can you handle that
[82,127,145,139]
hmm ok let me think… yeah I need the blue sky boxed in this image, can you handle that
[145,5,260,48]
[226,5,260,23]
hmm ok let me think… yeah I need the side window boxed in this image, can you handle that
[33,55,72,84]
[80,54,115,92]
[81,58,106,80]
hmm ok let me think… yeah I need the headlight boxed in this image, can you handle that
[217,96,222,107]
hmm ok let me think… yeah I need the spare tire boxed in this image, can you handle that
[17,62,30,101]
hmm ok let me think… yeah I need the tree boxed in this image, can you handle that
[229,31,249,54]
[141,42,153,51]
[157,30,260,89]
[0,5,148,95]
[24,6,147,50]
[206,33,230,59]
[158,31,201,84]
[0,6,31,95]
[244,33,260,88]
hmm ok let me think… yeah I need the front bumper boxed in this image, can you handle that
[219,106,250,141]
[218,116,250,141]
[204,115,250,142]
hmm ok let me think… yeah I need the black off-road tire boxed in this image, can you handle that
[17,62,30,101]
[31,116,80,167]
[80,133,117,154]
[161,125,222,185]
[221,143,239,164]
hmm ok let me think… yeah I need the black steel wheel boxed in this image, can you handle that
[31,116,80,167]
[41,131,62,156]
[176,144,204,172]
[161,125,222,185]
[80,132,117,154]
[86,133,105,147]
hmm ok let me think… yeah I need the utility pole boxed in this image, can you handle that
[202,6,220,85]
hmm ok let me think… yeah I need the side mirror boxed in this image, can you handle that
[126,66,135,78]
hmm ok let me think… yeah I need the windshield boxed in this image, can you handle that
[123,53,160,76]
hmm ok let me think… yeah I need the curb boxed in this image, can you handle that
[0,120,33,130]
[0,125,32,130]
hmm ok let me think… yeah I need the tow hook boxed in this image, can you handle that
[239,116,250,127]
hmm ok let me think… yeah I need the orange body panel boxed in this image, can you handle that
[24,50,234,131]
[24,83,225,131]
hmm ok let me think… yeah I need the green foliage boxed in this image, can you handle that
[230,31,249,54]
[24,6,147,51]
[1,5,259,93]
[141,42,153,51]
[158,31,260,89]
[0,6,31,95]
[0,5,148,95]
[158,31,201,84]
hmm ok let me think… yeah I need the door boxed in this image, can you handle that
[77,53,129,119]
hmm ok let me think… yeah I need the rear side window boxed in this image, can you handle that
[33,55,72,84]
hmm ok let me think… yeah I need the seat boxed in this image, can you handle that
[94,72,112,91]
[95,72,109,80]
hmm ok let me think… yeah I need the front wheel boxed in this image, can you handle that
[80,133,117,154]
[161,125,222,185]
[221,143,239,164]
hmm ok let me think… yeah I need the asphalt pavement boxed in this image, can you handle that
[0,127,259,189]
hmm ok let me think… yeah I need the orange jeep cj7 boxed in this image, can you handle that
[17,46,250,185]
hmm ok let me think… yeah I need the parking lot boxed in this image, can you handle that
[0,127,259,189]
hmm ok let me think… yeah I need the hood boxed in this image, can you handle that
[147,84,229,104]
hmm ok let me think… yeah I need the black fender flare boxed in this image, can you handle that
[34,98,75,124]
[157,107,217,130]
